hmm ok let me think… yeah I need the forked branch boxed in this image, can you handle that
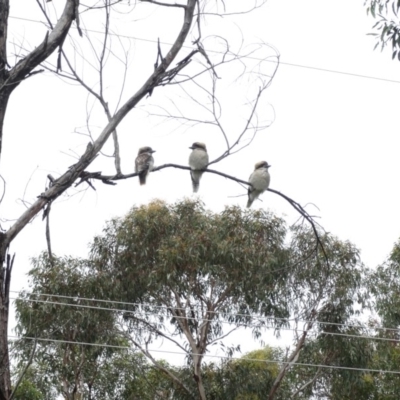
[2,0,198,251]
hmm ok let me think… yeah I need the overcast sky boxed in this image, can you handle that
[4,0,400,362]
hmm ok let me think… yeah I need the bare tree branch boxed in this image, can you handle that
[0,0,79,164]
[140,0,187,9]
[43,201,53,264]
[2,0,198,252]
[0,0,10,73]
[7,1,77,86]
[36,1,123,175]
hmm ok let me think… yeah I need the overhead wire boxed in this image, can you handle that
[10,293,400,344]
[8,335,400,375]
[10,290,389,332]
[8,15,400,85]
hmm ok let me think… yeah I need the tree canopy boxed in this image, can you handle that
[12,199,380,399]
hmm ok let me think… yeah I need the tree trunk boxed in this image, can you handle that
[0,251,13,400]
[192,354,206,400]
[0,92,10,165]
[0,42,13,398]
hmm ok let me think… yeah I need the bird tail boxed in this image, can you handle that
[247,190,256,208]
[139,171,147,185]
[191,170,202,193]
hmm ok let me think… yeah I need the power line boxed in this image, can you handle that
[8,335,400,375]
[11,295,400,344]
[12,290,392,333]
[11,290,383,332]
[8,15,400,85]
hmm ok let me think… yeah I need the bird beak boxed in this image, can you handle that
[152,150,156,153]
[189,146,194,149]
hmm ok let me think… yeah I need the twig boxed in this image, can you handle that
[140,0,187,9]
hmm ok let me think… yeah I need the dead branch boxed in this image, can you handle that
[0,0,79,163]
[43,201,53,264]
[140,0,187,9]
[2,0,198,250]
[36,1,123,175]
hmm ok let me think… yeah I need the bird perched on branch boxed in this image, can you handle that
[188,142,209,193]
[247,161,271,208]
[135,146,156,185]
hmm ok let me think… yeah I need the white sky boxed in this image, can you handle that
[4,0,400,365]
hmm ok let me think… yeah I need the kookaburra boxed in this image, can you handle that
[135,146,156,185]
[188,142,209,193]
[247,161,271,208]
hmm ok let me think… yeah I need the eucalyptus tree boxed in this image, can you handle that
[365,0,400,59]
[13,255,128,399]
[363,238,400,399]
[89,199,367,399]
[13,199,370,399]
[91,199,289,400]
[256,225,368,399]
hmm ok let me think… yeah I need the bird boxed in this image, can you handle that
[188,142,209,193]
[135,146,156,185]
[247,161,271,208]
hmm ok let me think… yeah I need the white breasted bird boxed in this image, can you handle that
[188,142,209,193]
[135,146,156,185]
[247,161,271,208]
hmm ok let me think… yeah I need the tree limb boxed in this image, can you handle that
[2,0,198,252]
[7,0,78,89]
[140,0,187,9]
[0,0,10,73]
[268,316,315,400]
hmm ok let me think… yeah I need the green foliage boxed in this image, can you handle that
[92,199,291,337]
[358,238,400,399]
[280,227,371,399]
[14,254,130,399]
[138,347,285,400]
[365,0,400,59]
[369,238,400,327]
[12,199,372,399]
[286,236,400,400]
[217,347,283,400]
[12,379,44,400]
